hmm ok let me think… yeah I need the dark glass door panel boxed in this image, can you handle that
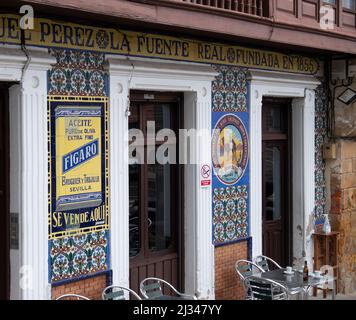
[262,98,291,268]
[264,105,284,133]
[264,145,282,222]
[128,91,181,296]
[143,104,172,132]
[129,164,141,258]
[147,164,174,252]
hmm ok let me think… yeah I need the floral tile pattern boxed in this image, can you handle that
[314,82,328,225]
[48,49,108,96]
[212,65,250,246]
[50,231,109,282]
[48,49,110,283]
[212,65,248,112]
[213,186,249,244]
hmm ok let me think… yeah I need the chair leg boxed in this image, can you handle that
[323,288,327,299]
[313,287,317,297]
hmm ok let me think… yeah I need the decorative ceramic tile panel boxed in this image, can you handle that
[314,81,328,225]
[48,49,110,283]
[213,186,249,244]
[48,49,108,96]
[212,66,250,246]
[212,65,248,112]
[50,231,109,282]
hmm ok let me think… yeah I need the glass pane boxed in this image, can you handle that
[145,104,172,132]
[265,106,284,133]
[265,145,282,221]
[147,163,173,252]
[343,0,355,10]
[129,164,140,257]
[129,104,139,129]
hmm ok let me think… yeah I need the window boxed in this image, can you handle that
[343,0,356,10]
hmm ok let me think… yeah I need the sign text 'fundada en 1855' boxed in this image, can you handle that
[48,97,109,240]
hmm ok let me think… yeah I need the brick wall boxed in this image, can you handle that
[328,140,356,294]
[214,241,248,300]
[51,274,108,300]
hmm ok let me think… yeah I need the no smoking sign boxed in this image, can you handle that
[200,164,211,187]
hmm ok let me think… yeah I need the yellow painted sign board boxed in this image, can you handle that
[0,13,319,74]
[55,105,102,211]
[48,96,109,240]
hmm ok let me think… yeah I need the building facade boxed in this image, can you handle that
[0,0,355,299]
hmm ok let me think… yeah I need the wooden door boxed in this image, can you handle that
[0,84,10,300]
[128,91,182,295]
[262,98,292,267]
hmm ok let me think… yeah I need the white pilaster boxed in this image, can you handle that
[2,46,56,300]
[20,50,56,300]
[249,88,263,258]
[292,89,316,267]
[107,64,130,288]
[195,90,214,300]
[303,89,316,266]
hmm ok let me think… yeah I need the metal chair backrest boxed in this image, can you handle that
[140,277,197,300]
[235,259,264,281]
[102,285,142,300]
[244,276,288,300]
[55,294,90,300]
[254,255,282,272]
[140,278,165,299]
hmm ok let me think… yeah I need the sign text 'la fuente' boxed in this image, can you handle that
[0,14,319,74]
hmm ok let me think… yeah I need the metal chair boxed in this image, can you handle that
[244,276,289,300]
[140,277,197,300]
[235,259,265,300]
[254,255,282,272]
[102,285,142,300]
[235,259,264,280]
[55,294,90,300]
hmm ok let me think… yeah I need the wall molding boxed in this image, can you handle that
[247,69,320,262]
[106,56,217,299]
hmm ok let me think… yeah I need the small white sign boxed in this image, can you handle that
[200,164,211,187]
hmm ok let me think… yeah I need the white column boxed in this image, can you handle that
[249,88,263,259]
[17,49,56,299]
[292,97,304,263]
[183,92,197,295]
[9,84,21,300]
[303,89,316,266]
[107,67,130,287]
[194,87,214,300]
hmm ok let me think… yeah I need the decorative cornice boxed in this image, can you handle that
[106,56,218,80]
[247,69,321,90]
[0,45,56,70]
